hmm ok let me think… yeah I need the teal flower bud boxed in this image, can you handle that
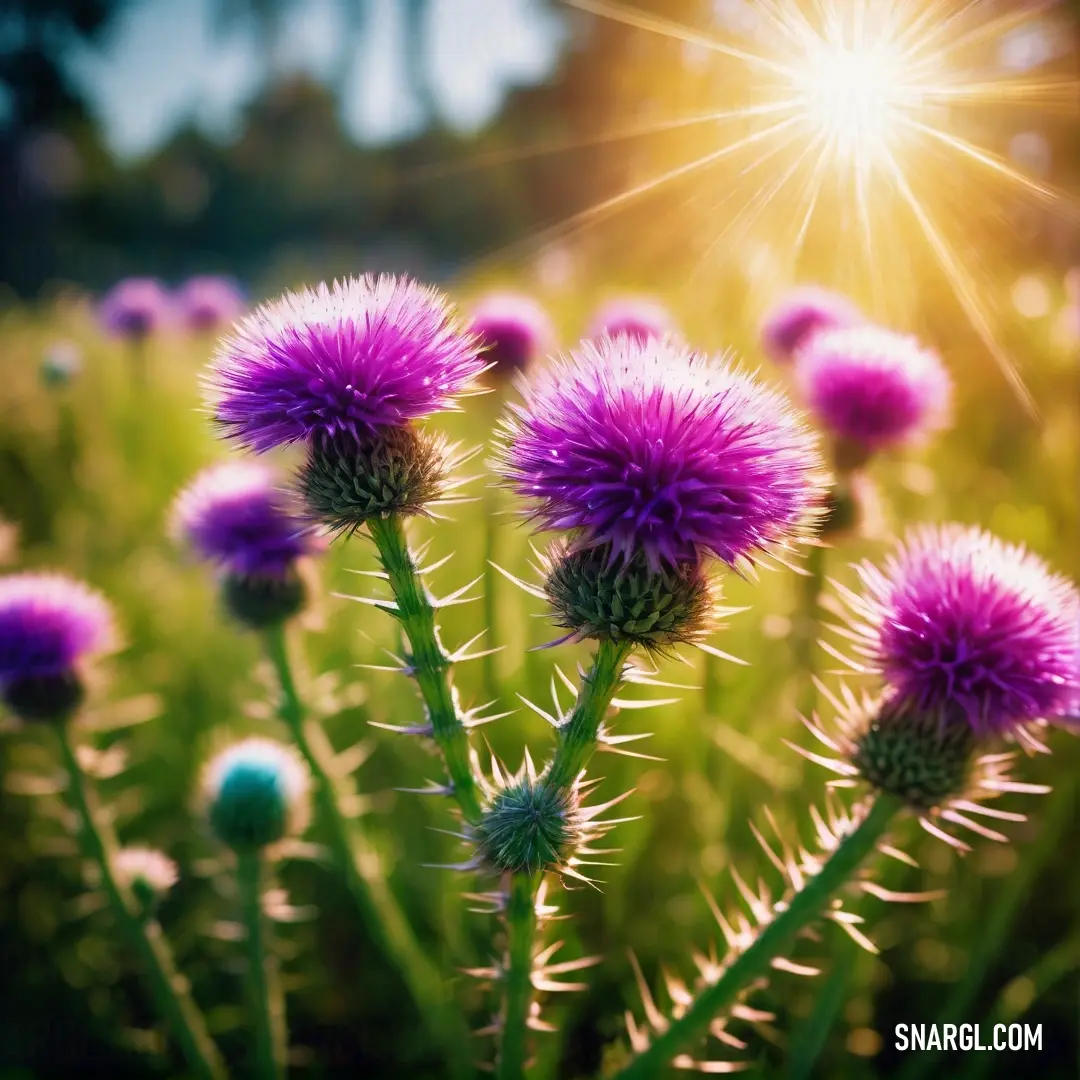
[204,738,310,852]
[543,541,717,653]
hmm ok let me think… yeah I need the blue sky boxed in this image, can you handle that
[65,0,567,159]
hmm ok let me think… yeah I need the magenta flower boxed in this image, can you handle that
[835,524,1080,736]
[587,296,675,345]
[99,277,172,340]
[171,461,319,578]
[759,285,862,363]
[204,275,485,453]
[495,336,827,570]
[468,291,555,376]
[176,276,245,333]
[793,325,951,452]
[0,573,116,720]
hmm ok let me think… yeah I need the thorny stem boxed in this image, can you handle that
[544,637,634,793]
[496,637,633,1078]
[367,513,486,826]
[236,851,285,1080]
[613,793,904,1080]
[496,871,542,1080]
[263,624,475,1080]
[54,724,227,1080]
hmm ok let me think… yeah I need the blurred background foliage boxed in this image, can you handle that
[0,1,1078,1079]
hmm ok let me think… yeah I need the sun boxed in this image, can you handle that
[430,0,1079,416]
[789,33,917,164]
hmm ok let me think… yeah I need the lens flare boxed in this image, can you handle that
[428,0,1078,418]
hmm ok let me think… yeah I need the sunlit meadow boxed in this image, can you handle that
[1,2,1078,1080]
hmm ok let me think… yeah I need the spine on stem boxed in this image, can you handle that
[367,513,487,826]
[615,793,903,1080]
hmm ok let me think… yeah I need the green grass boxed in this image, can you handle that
[0,280,1077,1079]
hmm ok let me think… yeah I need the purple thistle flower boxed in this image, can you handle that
[0,574,116,720]
[759,285,862,363]
[587,296,675,345]
[468,291,555,377]
[793,325,952,452]
[176,275,246,333]
[99,277,172,340]
[204,275,485,453]
[171,461,319,579]
[495,336,827,571]
[836,524,1080,736]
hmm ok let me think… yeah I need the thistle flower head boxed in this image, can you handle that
[542,541,719,654]
[0,573,116,721]
[99,277,171,340]
[468,291,555,377]
[794,325,952,452]
[204,274,485,453]
[495,336,827,570]
[176,275,245,332]
[835,524,1079,737]
[171,461,316,579]
[114,846,178,911]
[587,296,675,344]
[760,285,862,363]
[204,738,310,852]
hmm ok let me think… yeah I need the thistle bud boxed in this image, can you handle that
[475,778,582,875]
[298,426,449,532]
[114,846,178,916]
[220,569,307,629]
[850,698,975,810]
[204,738,310,853]
[544,542,715,652]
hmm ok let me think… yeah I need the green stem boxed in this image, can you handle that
[236,851,285,1080]
[544,637,633,793]
[263,625,474,1080]
[367,513,485,826]
[55,725,227,1080]
[613,793,903,1080]
[496,871,541,1080]
[494,638,633,1074]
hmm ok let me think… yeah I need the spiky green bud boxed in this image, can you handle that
[3,671,84,723]
[475,779,582,874]
[222,570,307,629]
[544,542,715,652]
[850,698,976,810]
[299,427,449,533]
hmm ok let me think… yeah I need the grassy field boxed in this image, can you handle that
[0,276,1077,1080]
